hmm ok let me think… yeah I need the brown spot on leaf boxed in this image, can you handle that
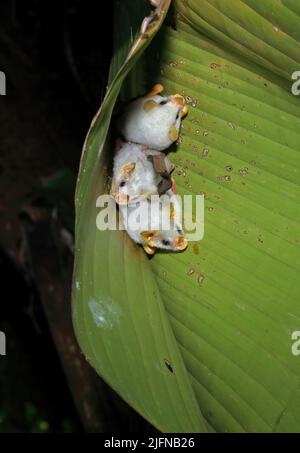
[218,175,231,182]
[210,63,221,69]
[193,244,200,255]
[239,167,248,176]
[196,272,205,285]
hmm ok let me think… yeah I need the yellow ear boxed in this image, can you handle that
[140,230,158,246]
[144,83,164,97]
[168,125,179,142]
[143,100,159,112]
[121,162,136,179]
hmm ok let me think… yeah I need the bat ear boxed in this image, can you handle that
[140,230,159,246]
[168,125,179,142]
[121,162,136,179]
[143,99,159,112]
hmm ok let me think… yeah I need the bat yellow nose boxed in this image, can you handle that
[175,236,188,251]
[171,94,185,107]
[143,244,156,255]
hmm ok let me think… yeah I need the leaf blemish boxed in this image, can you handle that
[88,297,121,330]
[210,62,221,69]
[239,167,249,176]
[196,272,205,285]
[218,175,231,182]
[163,359,174,373]
[193,244,200,255]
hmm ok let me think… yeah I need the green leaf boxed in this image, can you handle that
[72,0,207,433]
[175,0,300,80]
[108,0,150,98]
[73,0,300,432]
[145,12,300,431]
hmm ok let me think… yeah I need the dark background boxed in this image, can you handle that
[0,0,154,433]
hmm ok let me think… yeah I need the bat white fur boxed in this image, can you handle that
[117,94,185,151]
[112,142,159,204]
[119,189,187,252]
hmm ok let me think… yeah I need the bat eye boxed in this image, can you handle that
[162,239,170,246]
[159,99,168,105]
[120,181,126,187]
[177,228,183,234]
